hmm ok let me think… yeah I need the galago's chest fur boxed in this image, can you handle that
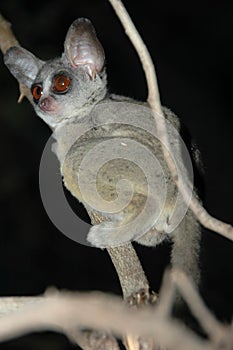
[53,98,183,238]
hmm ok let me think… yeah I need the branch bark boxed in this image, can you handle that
[0,14,31,102]
[0,271,232,350]
[107,245,149,299]
[0,291,213,350]
[88,214,155,350]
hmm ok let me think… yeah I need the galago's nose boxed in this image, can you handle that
[39,97,55,112]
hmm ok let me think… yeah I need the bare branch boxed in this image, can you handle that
[170,270,230,344]
[157,269,233,349]
[0,295,120,350]
[107,0,233,241]
[0,296,43,317]
[0,14,19,53]
[88,211,152,300]
[0,271,232,350]
[107,244,150,299]
[156,270,176,319]
[69,330,121,350]
[0,14,31,102]
[107,246,157,349]
[0,291,212,350]
[87,209,155,349]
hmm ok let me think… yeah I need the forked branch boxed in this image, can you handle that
[0,270,232,350]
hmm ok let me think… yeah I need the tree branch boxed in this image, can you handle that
[107,0,233,241]
[0,271,232,350]
[0,13,31,102]
[169,270,228,343]
[107,245,150,300]
[88,214,155,350]
[0,291,212,350]
[0,14,19,53]
[107,245,156,350]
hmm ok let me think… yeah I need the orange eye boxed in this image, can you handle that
[32,85,43,101]
[53,75,70,93]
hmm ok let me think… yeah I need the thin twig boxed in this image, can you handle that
[0,14,19,53]
[0,13,31,102]
[170,270,229,343]
[156,269,176,319]
[107,0,233,241]
[157,269,233,349]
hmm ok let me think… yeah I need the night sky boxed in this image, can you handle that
[0,1,233,349]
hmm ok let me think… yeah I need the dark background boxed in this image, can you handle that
[0,0,233,348]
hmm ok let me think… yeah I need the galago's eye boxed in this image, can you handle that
[32,85,43,102]
[53,74,70,93]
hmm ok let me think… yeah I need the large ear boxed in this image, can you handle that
[64,18,105,80]
[4,46,44,88]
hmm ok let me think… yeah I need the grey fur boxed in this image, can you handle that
[4,18,201,287]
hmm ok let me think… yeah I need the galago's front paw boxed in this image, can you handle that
[87,221,132,248]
